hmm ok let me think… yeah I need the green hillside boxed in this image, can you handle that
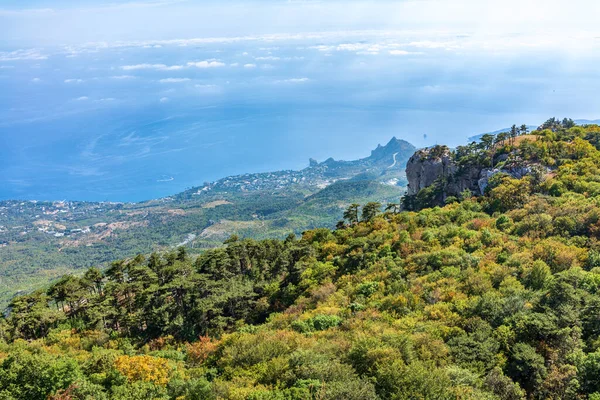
[0,139,412,306]
[2,121,600,399]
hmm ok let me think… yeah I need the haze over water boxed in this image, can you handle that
[2,0,600,202]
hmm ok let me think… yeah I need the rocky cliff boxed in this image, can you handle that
[405,144,545,205]
[405,146,481,200]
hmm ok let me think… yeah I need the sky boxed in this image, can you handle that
[1,0,600,201]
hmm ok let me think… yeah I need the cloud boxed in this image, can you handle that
[64,78,84,83]
[244,63,257,68]
[408,41,451,49]
[186,60,226,68]
[389,50,416,55]
[0,49,48,62]
[31,78,41,83]
[194,84,221,94]
[121,63,183,71]
[308,42,426,56]
[159,97,170,103]
[275,77,310,84]
[255,56,280,61]
[110,75,136,79]
[76,96,89,101]
[66,166,104,177]
[121,61,224,72]
[159,78,191,83]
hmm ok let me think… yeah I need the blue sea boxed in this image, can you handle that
[2,30,600,202]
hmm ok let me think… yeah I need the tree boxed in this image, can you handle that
[528,260,551,290]
[0,351,81,400]
[83,267,103,295]
[510,125,519,145]
[507,343,547,395]
[486,177,531,212]
[480,134,495,150]
[485,368,526,400]
[7,291,64,340]
[343,203,360,225]
[562,118,575,129]
[496,132,509,146]
[520,124,529,135]
[361,202,382,222]
[385,203,400,214]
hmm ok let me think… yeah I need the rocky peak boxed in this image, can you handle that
[369,137,416,163]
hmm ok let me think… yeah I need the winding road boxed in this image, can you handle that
[388,152,399,168]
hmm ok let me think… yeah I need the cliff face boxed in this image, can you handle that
[405,147,456,195]
[405,145,543,204]
[405,147,481,199]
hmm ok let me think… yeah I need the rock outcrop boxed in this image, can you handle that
[405,145,546,205]
[405,146,481,199]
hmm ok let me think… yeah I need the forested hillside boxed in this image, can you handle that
[4,121,600,399]
[0,138,412,307]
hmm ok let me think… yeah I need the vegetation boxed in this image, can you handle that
[3,120,600,398]
[0,175,405,307]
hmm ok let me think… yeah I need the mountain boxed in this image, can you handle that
[575,118,600,124]
[0,138,415,305]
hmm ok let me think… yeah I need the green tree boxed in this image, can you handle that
[520,124,529,135]
[343,203,361,225]
[361,202,382,222]
[480,133,495,150]
[507,343,547,395]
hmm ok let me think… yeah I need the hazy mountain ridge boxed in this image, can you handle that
[177,137,414,198]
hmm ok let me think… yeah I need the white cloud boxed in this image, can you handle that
[388,50,412,55]
[186,60,226,68]
[76,96,89,101]
[194,84,221,94]
[255,56,280,61]
[0,49,48,62]
[408,41,450,49]
[110,75,135,79]
[64,78,84,83]
[98,97,115,101]
[159,78,190,83]
[121,63,183,71]
[160,97,170,103]
[31,78,41,83]
[244,63,257,68]
[275,77,310,84]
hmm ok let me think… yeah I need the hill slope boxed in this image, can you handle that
[0,138,414,305]
[3,121,600,399]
